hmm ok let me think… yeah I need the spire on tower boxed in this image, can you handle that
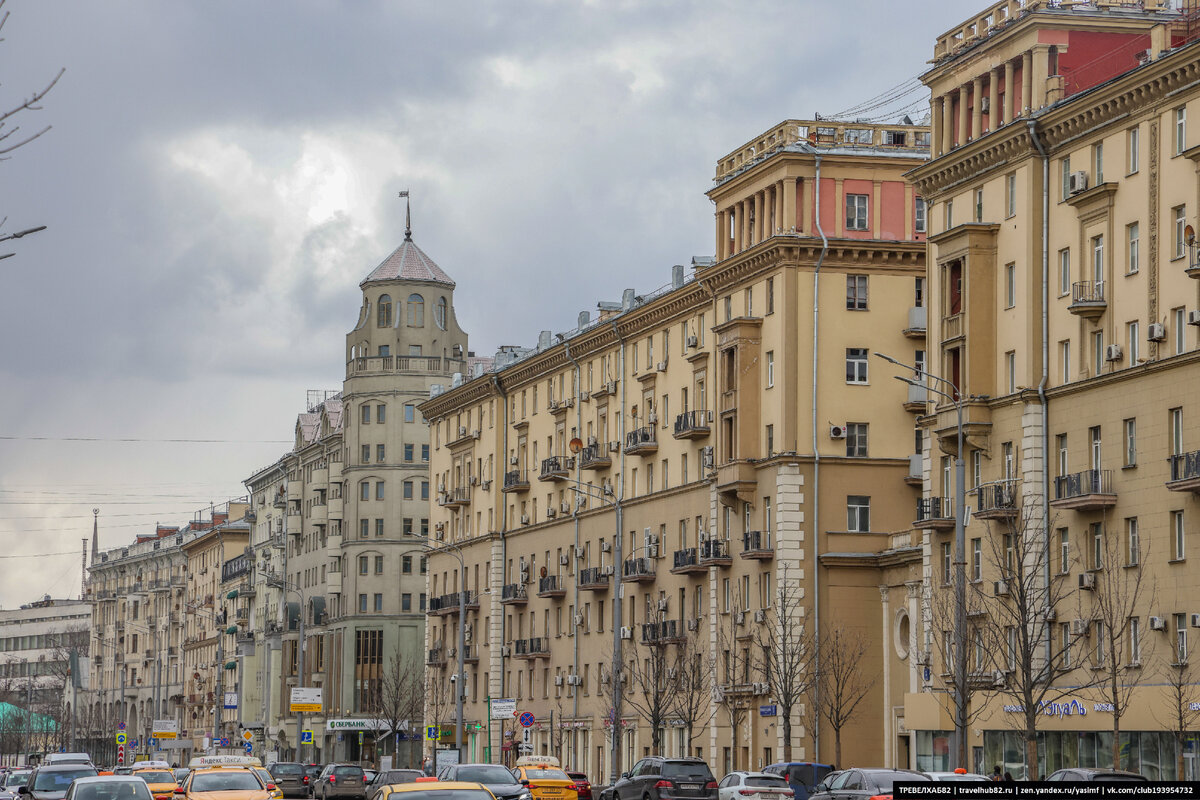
[399,190,412,240]
[90,508,99,564]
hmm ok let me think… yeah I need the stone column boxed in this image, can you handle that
[717,210,729,260]
[880,586,892,768]
[1004,59,1016,122]
[1031,44,1051,111]
[732,204,742,254]
[907,582,922,695]
[775,181,784,237]
[785,177,799,235]
[753,191,763,246]
[942,95,955,154]
[932,99,944,157]
[988,68,1000,132]
[1022,50,1034,116]
[741,199,751,253]
[872,180,883,238]
[971,76,984,141]
[958,85,969,148]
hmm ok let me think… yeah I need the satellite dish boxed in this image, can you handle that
[568,438,583,454]
[1186,224,1195,246]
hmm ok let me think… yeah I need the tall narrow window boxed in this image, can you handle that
[1006,173,1016,218]
[407,294,425,326]
[1061,155,1072,201]
[1130,617,1141,664]
[1175,206,1188,260]
[1060,340,1071,384]
[1004,263,1016,308]
[1174,510,1187,561]
[1128,126,1140,174]
[1170,407,1184,456]
[915,197,927,233]
[1126,517,1139,566]
[846,194,869,231]
[1176,107,1187,155]
[1092,235,1105,281]
[377,294,392,327]
[1175,307,1188,355]
[1127,223,1140,274]
[1093,331,1105,376]
[1059,529,1070,574]
[1127,321,1140,366]
[765,351,775,388]
[1005,351,1016,394]
[971,538,982,581]
[846,275,868,310]
[1059,249,1071,296]
[945,199,954,230]
[974,188,984,222]
[435,297,447,330]
[1091,522,1103,570]
[766,277,775,314]
[1177,613,1189,664]
[1094,141,1104,184]
[1124,418,1137,467]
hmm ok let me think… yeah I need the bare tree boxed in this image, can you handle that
[714,597,758,772]
[372,646,425,767]
[1086,516,1154,770]
[599,603,683,755]
[753,565,812,762]
[669,630,716,756]
[1159,659,1200,779]
[814,624,876,767]
[424,668,453,759]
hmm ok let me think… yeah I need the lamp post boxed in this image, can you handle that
[267,577,306,762]
[876,352,969,770]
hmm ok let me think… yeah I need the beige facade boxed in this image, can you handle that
[421,119,930,777]
[241,227,472,765]
[905,0,1200,779]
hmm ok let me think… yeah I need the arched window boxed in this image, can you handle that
[377,294,392,327]
[407,294,425,327]
[435,297,447,330]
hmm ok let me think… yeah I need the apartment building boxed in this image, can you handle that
[242,221,471,765]
[421,118,930,777]
[906,0,1200,779]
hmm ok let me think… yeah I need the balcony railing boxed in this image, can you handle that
[579,566,610,590]
[539,456,574,482]
[671,547,706,575]
[502,470,530,493]
[579,444,612,470]
[915,497,955,530]
[501,583,528,604]
[622,557,656,582]
[699,538,732,566]
[440,487,471,508]
[1051,468,1117,510]
[625,426,658,455]
[741,531,774,560]
[347,354,468,377]
[976,481,1019,519]
[537,574,566,598]
[673,410,712,440]
[942,313,963,341]
[904,306,927,338]
[1069,281,1107,318]
[514,637,550,658]
[426,647,446,666]
[641,619,685,645]
[1168,450,1200,493]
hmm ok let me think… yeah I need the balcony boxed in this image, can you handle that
[699,538,733,567]
[537,574,566,598]
[716,460,757,504]
[1168,451,1200,493]
[346,354,468,379]
[740,531,774,560]
[1051,469,1117,511]
[625,426,658,456]
[514,637,550,659]
[942,313,964,342]
[641,619,686,645]
[579,444,612,471]
[914,497,955,531]
[285,513,301,536]
[1068,281,1107,319]
[463,645,479,663]
[673,410,712,440]
[904,306,927,339]
[903,383,928,413]
[501,583,528,605]
[309,502,327,524]
[502,470,530,494]
[906,454,922,487]
[976,482,1019,520]
[670,548,706,575]
[426,647,446,666]
[578,566,610,591]
[538,456,574,482]
[428,591,479,616]
[439,487,471,508]
[622,557,656,583]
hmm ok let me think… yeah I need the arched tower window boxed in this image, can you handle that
[407,294,425,327]
[435,297,447,330]
[377,294,392,327]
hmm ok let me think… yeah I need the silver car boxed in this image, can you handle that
[0,772,32,800]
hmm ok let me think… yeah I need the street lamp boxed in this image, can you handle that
[266,576,307,762]
[876,351,969,770]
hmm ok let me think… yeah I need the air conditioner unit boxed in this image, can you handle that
[647,532,659,545]
[521,515,531,525]
[687,619,699,632]
[574,612,586,625]
[559,554,569,566]
[567,674,582,686]
[620,626,633,640]
[580,391,590,402]
[702,446,715,468]
[647,544,659,558]
[561,502,571,514]
[473,429,481,438]
[601,541,612,553]
[587,436,599,447]
[1190,614,1200,629]
[606,380,618,393]
[754,609,767,623]
[435,522,446,531]
[574,546,585,558]
[1105,344,1123,362]
[1071,619,1089,636]
[735,611,746,625]
[993,670,1007,688]
[547,508,557,519]
[1069,170,1089,195]
[1043,606,1057,622]
[658,598,669,611]
[554,675,564,686]
[686,335,698,348]
[666,667,678,680]
[482,479,492,490]
[994,580,1010,597]
[469,476,478,486]
[510,456,520,466]
[458,426,467,437]
[753,682,770,695]
[601,565,615,576]
[1190,310,1200,327]
[1150,616,1167,631]
[656,361,668,372]
[502,645,512,656]
[609,441,621,453]
[1149,323,1167,342]
[829,425,847,440]
[1079,573,1096,590]
[648,413,658,424]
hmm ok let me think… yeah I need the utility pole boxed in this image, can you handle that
[296,610,305,762]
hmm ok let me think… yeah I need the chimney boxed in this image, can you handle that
[622,289,636,310]
[537,330,553,350]
[578,311,591,329]
[671,264,685,289]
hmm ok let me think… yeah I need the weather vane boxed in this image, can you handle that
[399,190,412,240]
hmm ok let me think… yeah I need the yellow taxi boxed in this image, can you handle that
[376,780,497,800]
[511,757,577,800]
[179,756,273,800]
[132,764,181,800]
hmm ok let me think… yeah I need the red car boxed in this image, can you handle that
[567,772,592,800]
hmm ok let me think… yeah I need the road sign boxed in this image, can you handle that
[115,732,127,745]
[244,742,253,754]
[118,722,126,731]
[223,692,238,710]
[242,730,254,742]
[518,712,535,728]
[522,728,532,744]
[130,738,139,748]
[117,745,125,765]
[219,738,231,747]
[290,687,323,713]
[149,738,158,748]
[300,729,313,744]
[759,705,778,717]
[152,720,178,740]
[427,726,440,740]
[491,699,517,719]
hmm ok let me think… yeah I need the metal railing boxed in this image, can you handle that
[539,456,574,478]
[347,355,468,376]
[625,426,657,451]
[503,470,529,490]
[538,575,563,594]
[501,583,527,602]
[1169,451,1200,483]
[579,444,611,468]
[700,539,731,562]
[579,567,608,586]
[641,619,682,644]
[742,531,773,554]
[917,497,954,522]
[1071,280,1106,305]
[623,557,656,579]
[673,548,698,570]
[674,410,712,436]
[977,482,1018,513]
[1054,469,1113,500]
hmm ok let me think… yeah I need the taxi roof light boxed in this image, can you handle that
[187,755,263,769]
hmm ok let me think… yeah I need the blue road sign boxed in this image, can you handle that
[519,712,535,728]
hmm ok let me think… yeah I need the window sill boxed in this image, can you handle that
[1122,463,1137,470]
[1169,558,1187,564]
[1171,255,1187,263]
[1123,562,1140,570]
[1125,270,1140,277]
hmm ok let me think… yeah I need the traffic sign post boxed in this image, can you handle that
[300,730,313,744]
[241,731,254,742]
[115,732,127,745]
[518,712,535,728]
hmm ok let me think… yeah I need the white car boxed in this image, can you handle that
[717,772,793,800]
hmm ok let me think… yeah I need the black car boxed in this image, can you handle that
[809,769,929,800]
[605,757,716,800]
[436,764,531,800]
[21,765,99,800]
[1045,769,1147,782]
[366,770,421,800]
[268,764,310,799]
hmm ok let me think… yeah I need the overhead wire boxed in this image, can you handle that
[0,435,290,444]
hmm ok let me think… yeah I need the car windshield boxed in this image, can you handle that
[744,778,787,789]
[524,771,568,781]
[270,766,302,777]
[191,773,263,792]
[332,768,361,778]
[868,772,929,793]
[401,793,492,800]
[1094,775,1148,782]
[73,783,151,800]
[384,773,420,785]
[661,764,712,781]
[34,770,98,791]
[456,767,517,784]
[135,774,175,784]
[6,774,31,788]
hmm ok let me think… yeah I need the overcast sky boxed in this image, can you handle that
[0,0,966,609]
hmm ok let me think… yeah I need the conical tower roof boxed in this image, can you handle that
[360,235,456,288]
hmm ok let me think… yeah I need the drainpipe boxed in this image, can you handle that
[607,317,628,784]
[1027,119,1053,665]
[798,141,829,760]
[490,372,508,764]
[563,340,584,746]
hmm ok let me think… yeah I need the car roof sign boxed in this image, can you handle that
[188,755,263,768]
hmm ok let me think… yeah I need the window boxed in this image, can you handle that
[1059,529,1070,574]
[403,481,413,500]
[846,275,868,310]
[421,481,429,500]
[407,294,425,326]
[435,297,447,330]
[1059,249,1071,296]
[1123,418,1137,467]
[358,594,367,613]
[359,556,369,575]
[766,277,775,314]
[1177,613,1189,664]
[724,295,733,322]
[941,542,951,585]
[1130,617,1141,664]
[766,351,775,388]
[360,482,369,501]
[1175,307,1188,355]
[1061,622,1072,668]
[1061,155,1072,201]
[361,404,371,424]
[1091,523,1103,570]
[402,518,413,536]
[845,348,868,384]
[376,444,386,463]
[846,194,868,231]
[374,555,384,574]
[404,444,414,462]
[1175,206,1187,259]
[360,518,369,539]
[1005,351,1016,394]
[1176,107,1187,155]
[1173,510,1186,561]
[971,538,982,582]
[1006,173,1016,218]
[847,496,870,532]
[1126,517,1139,566]
[1094,621,1107,668]
[401,594,412,612]
[361,444,370,464]
[1094,141,1104,184]
[765,424,774,457]
[402,556,412,574]
[375,481,385,500]
[1128,126,1140,174]
[377,294,392,327]
[1092,234,1104,280]
[1126,223,1139,274]
[915,197,927,233]
[846,423,868,458]
[974,188,984,222]
[1060,340,1071,383]
[1004,263,1016,308]
[915,277,926,308]
[1127,321,1140,365]
[375,518,384,537]
[945,198,954,229]
[1093,331,1105,375]
[422,444,430,461]
[404,404,416,423]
